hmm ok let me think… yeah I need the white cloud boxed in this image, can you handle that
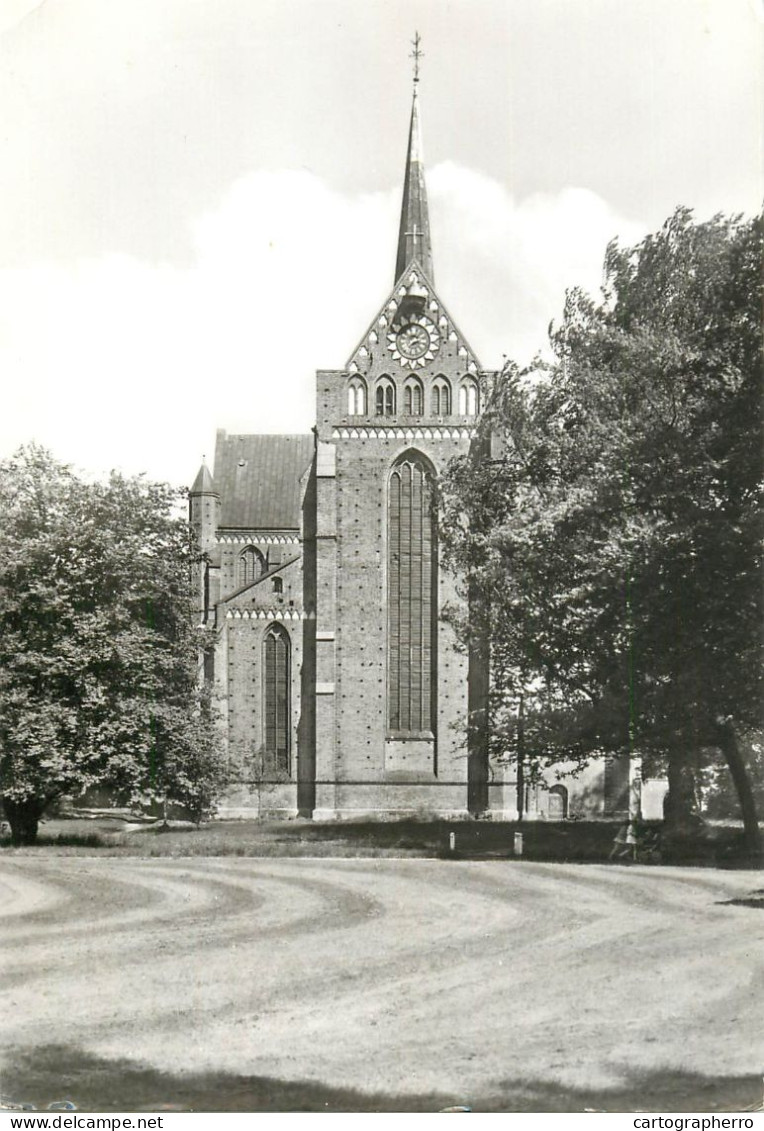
[0,165,644,484]
[429,162,646,365]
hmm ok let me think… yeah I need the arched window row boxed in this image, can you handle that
[346,375,478,419]
[239,545,266,587]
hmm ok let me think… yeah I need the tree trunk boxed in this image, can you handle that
[3,796,45,846]
[713,718,762,860]
[516,694,525,822]
[664,754,703,836]
[467,601,490,817]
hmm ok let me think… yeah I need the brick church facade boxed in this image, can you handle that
[190,78,635,821]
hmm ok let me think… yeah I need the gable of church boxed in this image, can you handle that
[346,261,482,384]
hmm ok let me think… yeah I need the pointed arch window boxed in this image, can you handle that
[263,623,290,773]
[387,451,437,735]
[239,546,266,587]
[347,377,367,416]
[548,784,568,820]
[431,377,451,416]
[375,377,396,417]
[403,378,424,416]
[459,378,479,416]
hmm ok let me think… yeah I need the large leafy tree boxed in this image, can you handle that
[442,208,762,854]
[0,446,223,844]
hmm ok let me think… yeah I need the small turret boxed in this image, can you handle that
[189,459,220,623]
[190,461,215,496]
[189,460,219,549]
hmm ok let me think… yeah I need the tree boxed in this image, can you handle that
[0,446,224,844]
[441,209,762,856]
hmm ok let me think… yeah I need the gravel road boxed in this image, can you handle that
[0,858,761,1111]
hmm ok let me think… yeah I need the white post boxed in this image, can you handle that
[629,756,643,819]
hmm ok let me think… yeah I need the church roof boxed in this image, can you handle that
[213,431,314,530]
[395,83,433,285]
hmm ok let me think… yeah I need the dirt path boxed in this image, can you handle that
[0,858,761,1111]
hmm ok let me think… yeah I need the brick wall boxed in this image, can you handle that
[211,266,503,819]
[216,545,304,816]
[310,270,495,817]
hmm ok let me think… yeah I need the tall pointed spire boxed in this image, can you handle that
[395,33,433,285]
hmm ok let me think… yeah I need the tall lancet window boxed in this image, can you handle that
[432,377,451,416]
[404,378,423,416]
[387,451,437,735]
[347,377,367,416]
[263,624,290,772]
[375,377,396,416]
[459,379,479,416]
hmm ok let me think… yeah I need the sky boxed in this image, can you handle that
[0,0,761,486]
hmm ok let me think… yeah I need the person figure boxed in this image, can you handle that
[609,816,639,862]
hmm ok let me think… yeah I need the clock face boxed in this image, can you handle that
[397,323,430,359]
[387,314,440,369]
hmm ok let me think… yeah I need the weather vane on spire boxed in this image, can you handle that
[410,31,423,84]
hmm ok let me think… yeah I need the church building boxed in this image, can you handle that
[190,62,635,821]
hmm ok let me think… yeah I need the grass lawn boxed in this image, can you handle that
[1,812,757,867]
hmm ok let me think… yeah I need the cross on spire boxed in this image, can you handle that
[410,31,423,84]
